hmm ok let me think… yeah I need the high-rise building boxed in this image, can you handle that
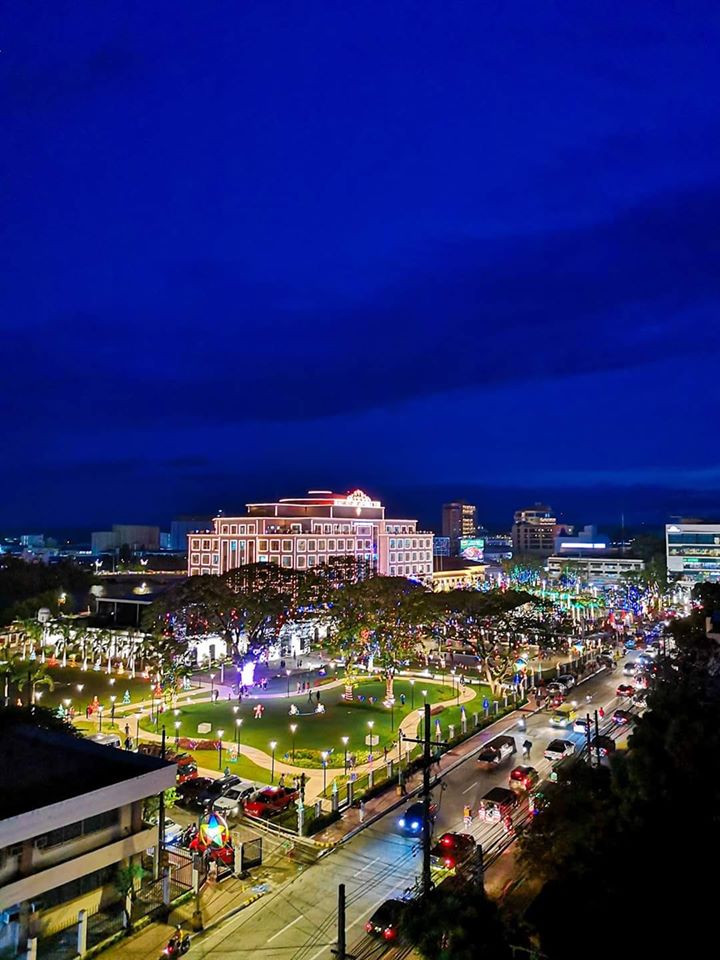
[442,502,477,554]
[666,522,720,582]
[188,489,434,580]
[511,504,565,557]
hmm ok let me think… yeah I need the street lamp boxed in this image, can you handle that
[342,736,349,772]
[235,718,242,754]
[422,689,428,704]
[410,678,415,709]
[210,673,216,700]
[76,683,84,694]
[174,720,181,747]
[270,741,277,783]
[286,669,291,697]
[110,695,116,724]
[217,729,224,771]
[290,723,297,762]
[98,704,104,733]
[135,710,142,742]
[321,751,328,794]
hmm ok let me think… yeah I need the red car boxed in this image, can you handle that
[509,765,539,792]
[430,832,476,870]
[188,836,234,864]
[243,786,299,817]
[616,684,635,698]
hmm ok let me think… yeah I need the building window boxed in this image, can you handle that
[258,555,268,563]
[259,539,268,552]
[281,556,292,568]
[308,539,316,550]
[390,566,396,575]
[270,540,280,552]
[318,539,326,550]
[337,539,344,550]
[221,525,228,534]
[308,556,317,567]
[230,541,237,551]
[213,554,219,564]
[298,540,306,552]
[282,540,292,552]
[328,540,336,550]
[247,524,255,533]
[297,556,306,568]
[191,554,199,565]
[202,540,210,550]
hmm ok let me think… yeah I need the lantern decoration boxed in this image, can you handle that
[199,811,230,848]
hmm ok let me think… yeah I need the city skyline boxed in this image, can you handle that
[3,2,719,529]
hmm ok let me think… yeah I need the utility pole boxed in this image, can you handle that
[594,710,601,767]
[332,883,347,960]
[421,702,432,898]
[155,725,166,881]
[585,713,593,766]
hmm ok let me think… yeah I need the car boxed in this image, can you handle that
[633,688,649,705]
[591,734,616,757]
[544,739,576,762]
[365,899,406,941]
[598,656,616,672]
[623,661,637,676]
[477,787,518,823]
[398,800,438,836]
[612,709,632,725]
[616,684,635,698]
[548,692,566,708]
[243,785,299,818]
[146,816,183,849]
[509,765,539,792]
[213,779,258,817]
[476,735,517,769]
[549,711,573,728]
[573,716,593,734]
[430,832,476,870]
[557,674,576,689]
[546,681,568,695]
[175,777,215,808]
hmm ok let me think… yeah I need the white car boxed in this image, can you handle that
[213,780,258,817]
[164,818,183,845]
[573,717,592,735]
[544,739,576,762]
[622,662,637,676]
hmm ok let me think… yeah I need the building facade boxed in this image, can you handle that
[512,504,570,557]
[188,489,434,580]
[546,554,644,585]
[0,727,175,955]
[442,502,477,554]
[666,522,720,582]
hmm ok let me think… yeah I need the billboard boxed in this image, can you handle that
[460,538,485,562]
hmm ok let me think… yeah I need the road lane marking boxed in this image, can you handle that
[267,914,303,943]
[356,855,380,876]
[463,783,476,794]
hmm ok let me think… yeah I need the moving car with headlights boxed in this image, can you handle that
[243,785,299,818]
[430,832,476,871]
[549,703,577,728]
[477,787,518,824]
[365,900,406,941]
[616,684,635,698]
[509,765,539,793]
[573,716,593,734]
[623,661,637,676]
[544,739,576,762]
[476,735,517,770]
[612,708,632,725]
[398,800,437,836]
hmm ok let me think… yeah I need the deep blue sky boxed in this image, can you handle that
[3,1,720,532]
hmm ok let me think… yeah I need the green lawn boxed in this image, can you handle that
[139,678,467,765]
[15,665,159,710]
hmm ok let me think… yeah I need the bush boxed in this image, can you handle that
[307,809,341,835]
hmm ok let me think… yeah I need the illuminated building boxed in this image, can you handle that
[188,489,434,580]
[666,522,720,582]
[546,554,644,585]
[432,558,486,591]
[442,502,477,555]
[512,504,571,558]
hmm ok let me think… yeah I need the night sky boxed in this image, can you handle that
[3,2,720,533]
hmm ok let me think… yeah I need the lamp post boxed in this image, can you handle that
[290,723,297,762]
[410,679,415,709]
[422,688,428,705]
[175,720,181,748]
[135,710,142,743]
[321,751,328,794]
[235,718,242,754]
[270,741,277,783]
[98,704,104,733]
[210,673,216,700]
[389,698,394,730]
[63,698,71,717]
[286,669,291,697]
[217,729,224,771]
[342,736,349,772]
[110,695,116,725]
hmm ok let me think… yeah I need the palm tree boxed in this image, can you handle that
[14,658,55,705]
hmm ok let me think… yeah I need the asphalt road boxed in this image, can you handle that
[189,653,641,960]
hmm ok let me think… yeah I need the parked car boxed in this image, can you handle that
[213,779,258,817]
[544,739,576,762]
[573,716,593,734]
[546,681,568,696]
[398,800,438,836]
[509,765,539,793]
[430,832,476,870]
[591,735,616,757]
[365,900,406,941]
[623,661,637,676]
[243,786,299,818]
[612,709,632,725]
[175,777,215,808]
[477,787,518,823]
[616,684,635,698]
[557,674,576,689]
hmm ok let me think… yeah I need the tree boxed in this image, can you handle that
[327,576,429,699]
[12,658,55,704]
[400,879,512,960]
[0,704,79,736]
[114,862,146,928]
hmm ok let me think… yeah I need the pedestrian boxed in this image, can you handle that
[463,804,472,828]
[400,693,406,706]
[599,706,605,720]
[316,690,321,704]
[279,773,286,787]
[308,689,313,703]
[238,691,243,704]
[523,739,532,759]
[214,689,219,702]
[224,766,230,778]
[383,745,388,762]
[359,801,366,823]
[296,682,301,695]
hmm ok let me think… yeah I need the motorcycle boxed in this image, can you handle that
[162,932,190,958]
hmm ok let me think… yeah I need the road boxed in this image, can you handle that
[189,656,639,960]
